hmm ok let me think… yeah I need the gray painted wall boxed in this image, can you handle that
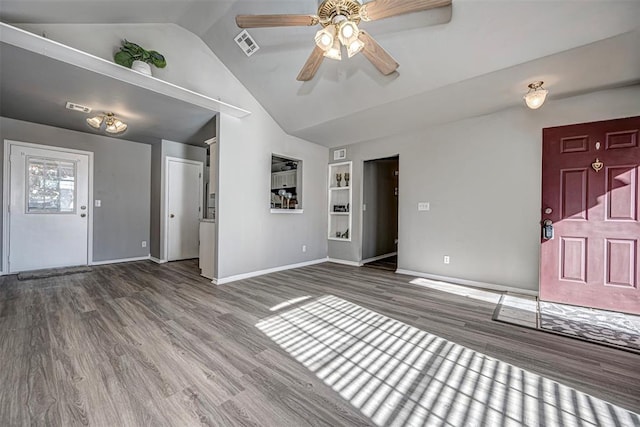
[328,85,640,292]
[1,117,151,263]
[362,158,398,260]
[150,142,162,258]
[218,113,328,280]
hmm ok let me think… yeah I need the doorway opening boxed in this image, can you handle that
[362,156,399,271]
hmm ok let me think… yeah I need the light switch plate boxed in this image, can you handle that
[94,200,101,207]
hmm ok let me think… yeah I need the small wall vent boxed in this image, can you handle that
[235,30,260,57]
[65,102,92,113]
[333,149,347,161]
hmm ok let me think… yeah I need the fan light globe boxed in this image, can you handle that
[86,116,103,129]
[524,81,548,110]
[338,21,360,46]
[341,23,354,39]
[324,37,342,60]
[347,39,364,58]
[315,26,336,51]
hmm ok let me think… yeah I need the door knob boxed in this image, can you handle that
[170,214,175,218]
[80,205,87,210]
[80,213,87,218]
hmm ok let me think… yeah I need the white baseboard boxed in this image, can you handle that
[327,258,362,267]
[395,269,539,297]
[149,256,167,264]
[91,255,150,266]
[214,258,328,285]
[361,252,397,265]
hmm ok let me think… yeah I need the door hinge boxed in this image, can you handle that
[199,173,202,178]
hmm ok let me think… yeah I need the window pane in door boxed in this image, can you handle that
[26,157,76,213]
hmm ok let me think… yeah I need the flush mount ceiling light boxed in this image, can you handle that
[524,81,549,110]
[86,112,128,134]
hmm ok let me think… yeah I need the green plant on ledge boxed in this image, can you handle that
[114,39,167,69]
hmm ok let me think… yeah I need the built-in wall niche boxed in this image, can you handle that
[270,154,303,212]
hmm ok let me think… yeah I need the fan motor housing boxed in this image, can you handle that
[318,0,362,26]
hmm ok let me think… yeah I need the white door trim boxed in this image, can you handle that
[2,140,94,274]
[163,156,203,262]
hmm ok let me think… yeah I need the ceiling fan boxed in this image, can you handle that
[236,0,452,81]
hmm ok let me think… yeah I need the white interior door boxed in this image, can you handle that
[167,158,202,261]
[8,143,90,272]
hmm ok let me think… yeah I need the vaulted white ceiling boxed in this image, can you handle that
[2,0,639,147]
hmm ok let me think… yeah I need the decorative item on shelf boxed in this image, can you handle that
[86,112,127,134]
[344,172,350,187]
[341,229,349,239]
[336,231,341,238]
[333,204,348,212]
[523,81,548,110]
[114,39,166,76]
[336,173,342,187]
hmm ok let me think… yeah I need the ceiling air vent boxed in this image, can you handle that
[235,30,260,57]
[334,149,347,161]
[65,102,92,114]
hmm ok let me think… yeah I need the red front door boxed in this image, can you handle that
[540,116,640,315]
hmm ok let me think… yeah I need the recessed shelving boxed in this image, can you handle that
[328,161,352,242]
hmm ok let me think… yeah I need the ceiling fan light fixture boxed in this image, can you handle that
[338,21,360,45]
[324,37,342,60]
[524,81,548,110]
[315,25,336,51]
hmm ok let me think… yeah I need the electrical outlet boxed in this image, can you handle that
[94,199,101,207]
[418,202,430,211]
[141,241,147,248]
[443,255,450,264]
[302,245,307,253]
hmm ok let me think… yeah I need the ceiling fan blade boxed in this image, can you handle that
[236,14,319,28]
[360,0,451,21]
[297,46,325,81]
[359,31,399,75]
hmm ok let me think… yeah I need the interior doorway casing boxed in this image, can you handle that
[360,155,399,267]
[2,140,94,274]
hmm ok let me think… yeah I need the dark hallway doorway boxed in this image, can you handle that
[362,156,399,271]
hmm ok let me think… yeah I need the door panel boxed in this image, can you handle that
[9,144,89,272]
[540,116,640,314]
[167,159,202,261]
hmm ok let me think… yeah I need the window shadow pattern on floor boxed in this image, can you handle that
[256,295,639,426]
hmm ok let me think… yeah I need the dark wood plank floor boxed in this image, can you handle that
[0,260,638,426]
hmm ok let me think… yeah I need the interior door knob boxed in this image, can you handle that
[170,214,175,218]
[80,213,86,218]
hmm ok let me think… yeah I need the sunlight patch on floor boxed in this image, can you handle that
[256,295,639,426]
[409,278,504,304]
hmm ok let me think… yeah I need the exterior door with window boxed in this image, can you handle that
[540,117,640,314]
[8,143,90,272]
